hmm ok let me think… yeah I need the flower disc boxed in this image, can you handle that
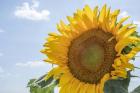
[68,29,117,84]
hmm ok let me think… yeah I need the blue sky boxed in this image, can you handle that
[0,0,140,93]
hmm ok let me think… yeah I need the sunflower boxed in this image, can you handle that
[41,5,140,93]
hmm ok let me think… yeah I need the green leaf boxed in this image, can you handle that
[131,85,140,93]
[28,80,58,93]
[45,80,58,93]
[27,79,36,87]
[27,73,59,93]
[36,76,54,88]
[104,72,131,93]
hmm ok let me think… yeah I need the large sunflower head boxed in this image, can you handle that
[41,5,140,93]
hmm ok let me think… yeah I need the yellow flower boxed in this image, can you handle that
[41,5,140,93]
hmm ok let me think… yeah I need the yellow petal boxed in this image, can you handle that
[83,5,93,22]
[116,24,133,37]
[93,6,98,18]
[74,13,87,31]
[57,20,71,37]
[113,56,134,70]
[76,9,83,18]
[46,35,58,42]
[110,9,120,32]
[102,73,110,82]
[60,85,67,93]
[70,79,81,93]
[59,73,73,86]
[115,37,140,55]
[43,58,59,65]
[117,27,136,40]
[87,84,96,93]
[60,77,74,93]
[95,84,99,93]
[114,16,130,33]
[75,6,93,29]
[106,7,110,18]
[99,74,110,93]
[45,67,63,80]
[105,7,111,31]
[99,4,107,23]
[92,6,98,28]
[82,13,93,29]
[111,69,127,78]
[76,82,83,93]
[112,9,120,16]
[65,79,75,93]
[124,63,134,70]
[46,52,68,64]
[67,16,79,32]
[48,32,59,37]
[99,83,104,93]
[79,83,88,93]
[114,58,122,66]
[120,55,129,63]
[125,46,140,59]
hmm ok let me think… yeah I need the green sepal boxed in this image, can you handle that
[104,71,131,93]
[121,44,136,55]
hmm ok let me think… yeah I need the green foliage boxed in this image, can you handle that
[131,85,140,93]
[28,81,57,93]
[104,72,131,93]
[27,74,59,93]
[104,78,130,93]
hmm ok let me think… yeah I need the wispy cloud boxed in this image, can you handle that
[119,11,129,18]
[15,61,47,68]
[14,0,50,21]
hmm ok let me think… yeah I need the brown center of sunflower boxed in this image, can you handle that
[68,29,117,84]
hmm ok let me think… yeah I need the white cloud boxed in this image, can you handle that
[14,0,50,21]
[133,21,140,27]
[0,66,4,73]
[119,11,129,18]
[15,61,47,68]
